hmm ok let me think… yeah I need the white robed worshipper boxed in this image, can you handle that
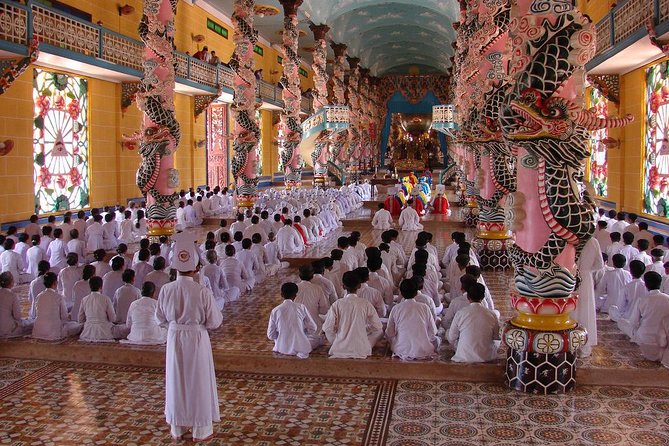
[441,276,476,332]
[144,257,172,298]
[322,271,383,359]
[371,203,393,230]
[70,265,96,321]
[26,237,46,279]
[447,283,500,363]
[156,231,223,441]
[32,272,82,340]
[295,265,330,333]
[201,250,236,310]
[85,215,105,253]
[276,219,305,256]
[113,270,141,325]
[102,214,119,250]
[175,202,187,231]
[220,245,252,295]
[386,279,440,360]
[598,255,634,318]
[0,239,30,284]
[267,282,321,359]
[78,276,117,342]
[628,272,669,367]
[122,281,167,345]
[617,267,648,337]
[28,262,49,320]
[398,199,424,231]
[573,237,604,357]
[0,272,33,338]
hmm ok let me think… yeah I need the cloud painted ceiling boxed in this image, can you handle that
[206,0,458,76]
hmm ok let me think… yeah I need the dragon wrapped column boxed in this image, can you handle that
[308,23,330,188]
[278,0,304,188]
[496,1,632,394]
[134,0,180,238]
[230,0,261,209]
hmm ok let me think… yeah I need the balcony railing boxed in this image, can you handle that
[589,0,668,69]
[0,0,313,114]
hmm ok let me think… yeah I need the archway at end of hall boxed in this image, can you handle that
[380,90,447,170]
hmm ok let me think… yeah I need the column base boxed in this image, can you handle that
[505,348,577,394]
[236,194,257,209]
[472,236,513,270]
[461,205,479,227]
[503,322,587,394]
[313,175,327,188]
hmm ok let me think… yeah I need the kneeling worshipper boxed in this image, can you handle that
[371,203,393,230]
[0,272,33,337]
[628,271,669,368]
[431,185,450,215]
[156,231,223,442]
[398,199,424,231]
[32,272,82,340]
[386,278,440,360]
[276,219,305,256]
[322,271,383,359]
[78,276,118,342]
[121,281,167,345]
[267,282,321,359]
[447,283,500,363]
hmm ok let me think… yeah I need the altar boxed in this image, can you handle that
[385,113,443,175]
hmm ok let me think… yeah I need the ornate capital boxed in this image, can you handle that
[278,0,303,17]
[309,23,330,40]
[331,42,347,57]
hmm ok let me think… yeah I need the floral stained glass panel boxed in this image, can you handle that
[32,69,89,213]
[644,61,669,217]
[588,87,608,197]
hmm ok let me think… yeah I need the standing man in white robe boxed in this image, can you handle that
[398,199,423,231]
[573,236,604,357]
[156,231,223,442]
[371,203,393,230]
[267,282,321,358]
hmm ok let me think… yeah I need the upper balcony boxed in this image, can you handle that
[0,0,313,113]
[587,0,669,74]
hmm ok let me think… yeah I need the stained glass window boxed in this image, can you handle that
[644,61,669,217]
[206,103,229,188]
[587,87,609,197]
[32,69,89,214]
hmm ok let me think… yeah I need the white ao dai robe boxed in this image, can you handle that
[371,209,393,230]
[322,294,383,359]
[267,299,319,359]
[573,237,604,350]
[448,302,500,363]
[386,299,439,360]
[295,281,330,332]
[398,207,423,231]
[276,225,304,256]
[156,277,223,431]
[32,289,81,340]
[123,297,166,344]
[78,292,116,341]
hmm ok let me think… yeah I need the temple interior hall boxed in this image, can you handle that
[1,0,669,445]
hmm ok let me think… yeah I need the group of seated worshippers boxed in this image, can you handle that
[175,186,234,230]
[0,184,359,343]
[267,229,501,362]
[589,214,669,368]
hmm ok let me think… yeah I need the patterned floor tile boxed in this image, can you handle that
[387,380,669,446]
[0,359,394,446]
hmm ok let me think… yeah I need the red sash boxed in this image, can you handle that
[294,224,308,245]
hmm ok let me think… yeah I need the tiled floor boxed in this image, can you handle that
[0,359,394,446]
[1,358,668,445]
[386,380,669,445]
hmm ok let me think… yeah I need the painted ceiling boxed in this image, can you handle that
[205,0,458,76]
